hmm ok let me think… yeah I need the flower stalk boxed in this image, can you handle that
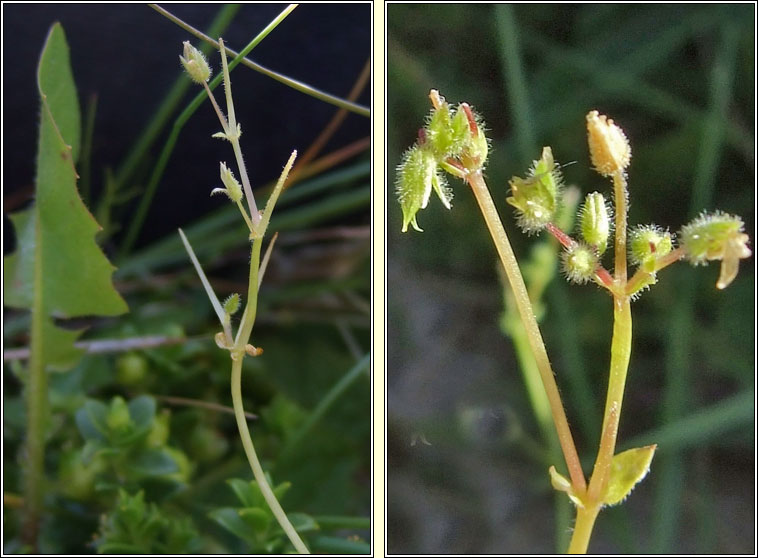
[178,38,308,553]
[396,93,750,554]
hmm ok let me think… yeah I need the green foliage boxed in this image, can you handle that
[93,489,202,554]
[209,477,318,553]
[74,395,192,496]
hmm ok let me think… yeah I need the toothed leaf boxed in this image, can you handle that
[602,444,657,506]
[3,23,127,371]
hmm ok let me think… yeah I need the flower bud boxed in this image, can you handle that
[580,192,611,255]
[629,225,672,273]
[223,293,240,315]
[179,41,211,84]
[425,102,469,161]
[586,110,631,177]
[679,211,751,289]
[562,243,599,284]
[212,162,243,203]
[507,147,563,234]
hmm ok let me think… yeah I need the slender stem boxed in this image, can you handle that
[201,81,229,132]
[467,170,586,493]
[612,171,628,283]
[150,3,370,117]
[218,39,261,226]
[568,168,635,553]
[22,274,46,549]
[230,238,309,554]
[567,506,600,554]
[231,356,310,554]
[588,297,633,502]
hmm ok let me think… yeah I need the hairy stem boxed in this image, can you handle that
[467,170,586,493]
[569,168,634,553]
[21,278,46,550]
[567,506,600,554]
[230,238,309,553]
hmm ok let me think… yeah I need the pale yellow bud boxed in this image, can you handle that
[586,110,631,177]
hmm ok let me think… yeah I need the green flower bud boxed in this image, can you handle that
[223,293,240,315]
[506,147,563,234]
[580,192,611,255]
[395,145,452,232]
[679,211,751,289]
[213,162,243,203]
[629,225,672,273]
[425,101,469,161]
[562,243,599,284]
[179,41,211,84]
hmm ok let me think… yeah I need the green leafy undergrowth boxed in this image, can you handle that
[93,489,202,554]
[73,395,193,499]
[209,477,318,553]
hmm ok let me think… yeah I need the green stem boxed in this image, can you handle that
[612,171,628,283]
[22,268,47,549]
[150,3,369,117]
[466,170,586,493]
[230,238,309,554]
[567,506,600,554]
[568,168,634,553]
[590,297,633,503]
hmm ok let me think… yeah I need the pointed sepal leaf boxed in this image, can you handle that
[602,444,657,506]
[548,466,584,508]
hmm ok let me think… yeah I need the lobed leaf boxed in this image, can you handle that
[3,23,127,372]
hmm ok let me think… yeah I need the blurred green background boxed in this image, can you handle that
[387,4,754,554]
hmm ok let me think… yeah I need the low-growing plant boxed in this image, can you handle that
[394,89,751,553]
[4,5,370,554]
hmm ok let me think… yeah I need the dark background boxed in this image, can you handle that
[3,3,370,250]
[387,3,754,555]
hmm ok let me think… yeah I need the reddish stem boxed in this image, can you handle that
[545,222,576,250]
[461,103,478,136]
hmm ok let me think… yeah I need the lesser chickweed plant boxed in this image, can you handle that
[177,39,307,554]
[395,90,751,553]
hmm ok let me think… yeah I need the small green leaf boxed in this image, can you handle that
[77,399,110,441]
[208,507,258,547]
[239,506,272,534]
[602,444,657,506]
[227,478,259,509]
[128,395,156,430]
[130,449,180,477]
